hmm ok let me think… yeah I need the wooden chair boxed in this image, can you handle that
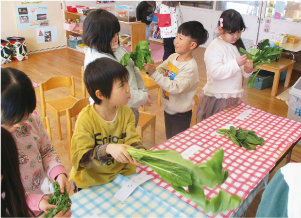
[39,76,78,140]
[140,72,162,112]
[137,112,156,143]
[66,97,90,159]
[191,94,200,126]
[81,66,87,98]
[42,116,52,141]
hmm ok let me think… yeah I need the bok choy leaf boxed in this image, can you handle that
[126,148,241,214]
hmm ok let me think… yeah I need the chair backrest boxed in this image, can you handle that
[39,76,75,118]
[41,76,75,93]
[191,94,200,126]
[66,97,90,159]
[82,66,86,98]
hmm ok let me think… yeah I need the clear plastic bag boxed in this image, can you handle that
[286,94,301,116]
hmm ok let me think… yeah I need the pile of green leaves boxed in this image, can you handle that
[217,126,265,150]
[126,147,241,214]
[239,39,283,88]
[120,40,153,72]
[44,182,71,218]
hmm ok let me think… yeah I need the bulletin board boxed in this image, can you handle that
[16,4,49,30]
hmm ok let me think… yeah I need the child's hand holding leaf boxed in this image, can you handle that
[236,54,247,66]
[244,60,256,73]
[143,63,156,75]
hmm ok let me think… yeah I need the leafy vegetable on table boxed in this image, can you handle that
[217,126,265,150]
[120,40,153,72]
[126,147,241,214]
[44,182,71,218]
[239,39,283,88]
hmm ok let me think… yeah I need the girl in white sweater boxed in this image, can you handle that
[196,9,255,121]
[82,9,152,127]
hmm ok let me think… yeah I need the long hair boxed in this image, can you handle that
[1,67,36,126]
[218,9,246,50]
[82,9,120,57]
[1,127,35,217]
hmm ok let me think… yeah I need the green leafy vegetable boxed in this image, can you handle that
[239,39,283,88]
[126,148,241,214]
[217,127,265,150]
[120,53,130,66]
[120,40,153,72]
[44,182,71,218]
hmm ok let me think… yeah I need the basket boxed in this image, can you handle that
[68,39,82,49]
[287,35,300,44]
[250,75,274,90]
[63,22,83,31]
[67,6,77,13]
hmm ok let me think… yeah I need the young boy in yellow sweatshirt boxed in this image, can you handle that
[144,21,208,139]
[69,58,145,189]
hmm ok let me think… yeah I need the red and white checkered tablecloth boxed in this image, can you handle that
[137,102,301,217]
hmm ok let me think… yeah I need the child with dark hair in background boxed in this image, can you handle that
[196,9,256,121]
[136,1,156,41]
[69,58,146,190]
[1,67,70,216]
[143,21,209,139]
[156,1,183,61]
[83,9,152,127]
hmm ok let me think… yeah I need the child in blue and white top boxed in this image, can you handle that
[82,9,152,127]
[196,9,255,122]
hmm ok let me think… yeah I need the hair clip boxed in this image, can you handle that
[220,18,223,27]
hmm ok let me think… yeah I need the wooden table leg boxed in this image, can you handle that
[284,64,294,87]
[158,87,162,106]
[271,70,281,97]
[286,150,292,164]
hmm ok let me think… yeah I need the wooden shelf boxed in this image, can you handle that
[149,38,163,43]
[64,11,146,52]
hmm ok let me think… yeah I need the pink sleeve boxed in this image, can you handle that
[26,193,44,211]
[49,165,68,181]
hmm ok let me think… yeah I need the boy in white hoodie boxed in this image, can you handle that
[143,21,208,139]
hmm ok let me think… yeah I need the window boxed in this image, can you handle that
[216,1,261,16]
[180,1,213,9]
[266,1,301,22]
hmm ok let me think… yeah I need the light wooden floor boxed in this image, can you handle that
[3,47,301,217]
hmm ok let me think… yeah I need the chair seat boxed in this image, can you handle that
[142,76,160,91]
[138,112,155,131]
[46,96,78,115]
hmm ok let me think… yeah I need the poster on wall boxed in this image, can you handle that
[264,1,274,33]
[96,0,116,4]
[36,27,57,44]
[21,0,42,4]
[16,4,49,30]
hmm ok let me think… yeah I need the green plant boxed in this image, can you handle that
[120,41,153,72]
[217,126,264,150]
[44,182,71,218]
[126,147,241,214]
[239,39,283,88]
